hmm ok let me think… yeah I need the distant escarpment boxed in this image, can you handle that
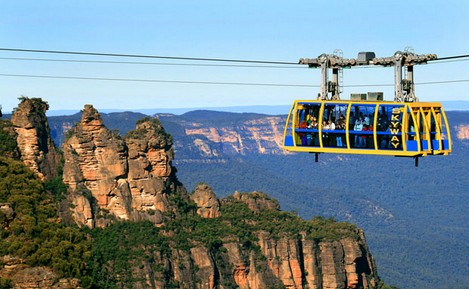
[456,124,469,140]
[0,99,388,289]
[155,111,287,162]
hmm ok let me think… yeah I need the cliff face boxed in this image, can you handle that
[46,110,468,162]
[0,256,81,289]
[171,189,379,289]
[253,233,376,289]
[76,187,379,289]
[62,105,185,228]
[183,116,286,156]
[10,98,61,180]
[155,112,287,162]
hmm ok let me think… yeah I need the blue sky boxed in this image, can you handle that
[1,0,468,113]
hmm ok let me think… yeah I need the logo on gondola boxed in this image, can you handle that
[390,108,401,148]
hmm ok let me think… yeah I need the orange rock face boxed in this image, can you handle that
[183,116,287,156]
[62,106,183,228]
[253,226,377,289]
[0,256,81,289]
[11,98,61,181]
[190,247,216,289]
[190,183,221,218]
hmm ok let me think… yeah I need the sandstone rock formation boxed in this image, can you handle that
[190,183,221,218]
[11,97,61,180]
[62,105,185,228]
[57,106,380,288]
[233,191,280,213]
[0,256,81,289]
[221,193,377,289]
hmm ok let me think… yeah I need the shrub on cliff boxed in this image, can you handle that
[125,116,173,143]
[85,221,170,289]
[0,120,19,159]
[165,191,360,255]
[0,157,91,279]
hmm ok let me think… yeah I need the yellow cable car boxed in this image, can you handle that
[282,51,452,165]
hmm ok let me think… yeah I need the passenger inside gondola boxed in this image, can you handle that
[408,118,415,140]
[364,114,370,126]
[335,115,345,147]
[380,125,392,148]
[360,124,368,147]
[308,117,318,146]
[322,120,329,146]
[308,117,318,129]
[354,118,363,147]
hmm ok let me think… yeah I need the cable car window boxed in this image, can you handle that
[321,103,347,148]
[295,103,321,146]
[418,109,429,142]
[431,107,449,151]
[436,109,449,150]
[349,104,376,149]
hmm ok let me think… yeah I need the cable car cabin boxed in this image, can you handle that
[283,100,452,158]
[287,50,453,164]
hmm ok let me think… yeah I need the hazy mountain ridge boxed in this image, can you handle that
[38,100,469,117]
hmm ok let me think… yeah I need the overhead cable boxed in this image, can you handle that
[0,73,467,87]
[0,57,304,69]
[432,54,469,61]
[1,47,469,64]
[0,47,299,65]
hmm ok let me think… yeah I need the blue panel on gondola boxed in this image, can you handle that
[284,136,294,147]
[421,140,429,150]
[407,140,418,151]
[443,140,450,150]
[432,140,440,150]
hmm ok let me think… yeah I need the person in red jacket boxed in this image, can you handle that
[361,124,368,147]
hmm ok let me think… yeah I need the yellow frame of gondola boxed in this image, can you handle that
[282,100,452,157]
